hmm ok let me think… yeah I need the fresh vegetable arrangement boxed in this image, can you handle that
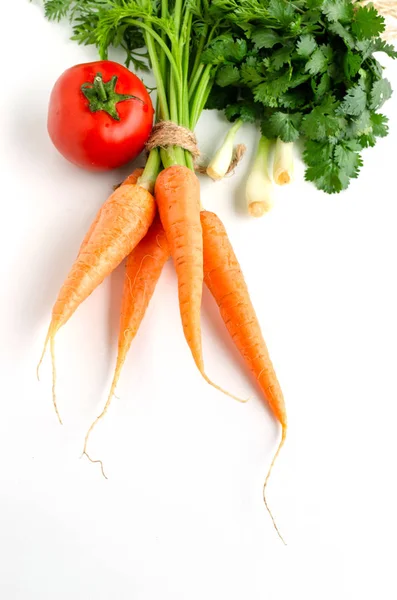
[39,0,396,540]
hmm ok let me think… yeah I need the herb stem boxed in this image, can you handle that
[139,149,161,193]
[190,64,212,129]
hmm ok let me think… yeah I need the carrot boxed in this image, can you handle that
[201,210,287,542]
[79,168,145,253]
[38,176,156,422]
[83,215,170,474]
[155,166,203,368]
[155,166,244,402]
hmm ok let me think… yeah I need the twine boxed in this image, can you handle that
[145,121,200,161]
[145,121,246,177]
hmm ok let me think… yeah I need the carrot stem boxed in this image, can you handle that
[138,148,161,193]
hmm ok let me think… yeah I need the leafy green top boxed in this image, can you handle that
[203,0,396,193]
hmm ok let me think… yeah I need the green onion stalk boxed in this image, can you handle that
[246,136,274,218]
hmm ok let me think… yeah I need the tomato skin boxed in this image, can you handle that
[47,61,154,171]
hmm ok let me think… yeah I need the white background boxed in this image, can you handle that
[1,1,397,598]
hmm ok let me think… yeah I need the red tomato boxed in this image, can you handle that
[48,60,154,171]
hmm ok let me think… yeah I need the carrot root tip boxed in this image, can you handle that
[263,430,287,545]
[82,451,108,480]
[203,373,248,404]
[50,336,63,425]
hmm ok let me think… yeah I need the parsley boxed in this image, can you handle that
[351,5,385,41]
[296,35,318,58]
[203,0,396,193]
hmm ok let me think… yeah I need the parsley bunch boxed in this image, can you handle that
[203,0,397,193]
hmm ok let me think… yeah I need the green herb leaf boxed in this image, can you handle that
[241,57,264,86]
[43,0,72,21]
[369,78,392,109]
[305,47,328,75]
[322,0,354,24]
[352,5,385,40]
[328,21,355,47]
[251,28,281,49]
[340,84,367,116]
[344,51,362,79]
[363,39,397,60]
[216,64,240,87]
[270,45,294,70]
[262,111,303,142]
[268,0,296,25]
[302,96,345,140]
[225,102,260,123]
[254,71,292,106]
[202,36,247,64]
[297,34,318,58]
[315,73,331,99]
[371,112,389,137]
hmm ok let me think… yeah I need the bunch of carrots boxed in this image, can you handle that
[41,0,287,540]
[39,159,287,539]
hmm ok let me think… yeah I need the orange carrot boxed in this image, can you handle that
[155,165,204,371]
[155,166,243,401]
[79,168,145,253]
[83,215,169,473]
[201,210,287,542]
[122,168,144,186]
[39,176,156,421]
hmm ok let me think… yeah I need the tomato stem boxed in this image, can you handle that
[81,72,144,121]
[94,75,108,101]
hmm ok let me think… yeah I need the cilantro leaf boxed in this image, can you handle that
[304,140,334,165]
[322,0,353,24]
[333,141,363,179]
[303,137,363,193]
[315,73,331,99]
[340,84,367,116]
[297,34,318,58]
[344,51,362,79]
[205,86,236,111]
[279,90,307,108]
[251,28,281,50]
[302,97,345,140]
[304,162,349,193]
[268,0,296,25]
[224,102,260,123]
[358,112,389,147]
[262,112,303,142]
[352,5,385,41]
[240,58,264,86]
[270,45,294,70]
[202,36,247,64]
[369,78,393,110]
[305,47,328,75]
[216,64,240,87]
[328,21,355,48]
[306,0,324,8]
[371,112,389,137]
[253,71,293,106]
[366,39,397,60]
[348,109,372,138]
